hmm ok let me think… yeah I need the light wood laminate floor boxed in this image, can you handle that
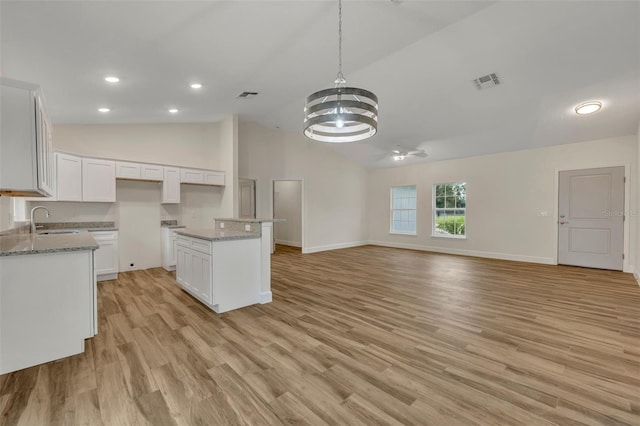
[1,245,639,425]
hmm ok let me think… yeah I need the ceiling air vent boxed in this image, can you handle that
[473,73,500,90]
[237,91,258,99]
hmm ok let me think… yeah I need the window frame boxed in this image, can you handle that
[389,185,417,235]
[432,182,467,239]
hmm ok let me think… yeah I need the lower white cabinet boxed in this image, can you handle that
[175,234,260,313]
[161,227,181,271]
[91,231,119,281]
[0,249,95,374]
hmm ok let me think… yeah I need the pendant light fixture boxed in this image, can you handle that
[303,0,378,143]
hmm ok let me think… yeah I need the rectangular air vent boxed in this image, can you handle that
[237,91,258,98]
[473,73,500,90]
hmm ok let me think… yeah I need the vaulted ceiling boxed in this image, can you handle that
[1,1,638,168]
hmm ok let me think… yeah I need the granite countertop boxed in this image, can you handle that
[36,222,118,232]
[215,217,286,223]
[0,233,99,257]
[161,220,185,229]
[176,228,261,241]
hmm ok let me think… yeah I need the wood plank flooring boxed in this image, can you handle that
[1,244,639,425]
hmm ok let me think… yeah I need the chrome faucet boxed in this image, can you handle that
[30,206,50,234]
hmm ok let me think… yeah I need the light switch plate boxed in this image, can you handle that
[245,224,251,231]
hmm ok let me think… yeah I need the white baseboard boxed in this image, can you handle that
[275,239,302,248]
[367,240,556,265]
[302,241,368,254]
[97,273,118,282]
[260,291,272,304]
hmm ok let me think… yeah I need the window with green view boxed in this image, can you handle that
[433,182,466,237]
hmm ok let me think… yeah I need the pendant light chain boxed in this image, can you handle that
[336,0,345,84]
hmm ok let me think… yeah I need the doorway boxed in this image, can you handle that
[272,180,302,249]
[557,166,624,270]
[239,178,256,219]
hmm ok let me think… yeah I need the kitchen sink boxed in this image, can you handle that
[37,229,81,235]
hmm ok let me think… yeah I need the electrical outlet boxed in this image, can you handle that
[129,262,135,269]
[220,222,225,229]
[245,224,251,231]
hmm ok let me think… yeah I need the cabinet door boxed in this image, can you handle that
[94,239,118,275]
[56,153,82,201]
[204,171,225,186]
[170,235,177,266]
[35,95,54,196]
[141,165,163,181]
[82,158,116,202]
[162,167,180,204]
[192,250,212,304]
[115,161,141,179]
[176,245,192,290]
[180,168,204,184]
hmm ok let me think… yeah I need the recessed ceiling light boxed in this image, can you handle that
[98,107,110,113]
[190,83,203,89]
[104,76,120,83]
[168,108,179,114]
[575,101,602,115]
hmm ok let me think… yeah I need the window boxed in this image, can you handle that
[433,182,466,237]
[390,185,417,234]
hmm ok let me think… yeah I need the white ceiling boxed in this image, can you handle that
[1,1,639,168]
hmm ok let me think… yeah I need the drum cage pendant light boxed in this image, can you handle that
[303,0,378,143]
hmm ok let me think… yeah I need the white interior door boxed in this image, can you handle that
[558,167,624,270]
[239,179,256,219]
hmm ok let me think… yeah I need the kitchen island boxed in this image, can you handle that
[175,228,262,313]
[0,231,98,374]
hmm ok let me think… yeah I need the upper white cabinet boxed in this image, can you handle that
[115,161,141,180]
[180,168,205,184]
[162,167,180,204]
[116,161,163,182]
[0,77,54,197]
[56,153,82,201]
[181,168,225,186]
[82,158,116,202]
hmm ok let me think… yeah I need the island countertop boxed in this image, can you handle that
[0,233,99,257]
[215,218,286,223]
[175,228,261,241]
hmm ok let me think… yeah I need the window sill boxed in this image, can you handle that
[431,233,467,240]
[389,232,417,236]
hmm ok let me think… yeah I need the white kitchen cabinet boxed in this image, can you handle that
[205,171,225,186]
[115,161,141,179]
[175,234,260,313]
[141,164,163,181]
[0,249,95,374]
[91,231,119,281]
[180,168,226,186]
[180,168,205,184]
[56,153,83,201]
[162,167,181,204]
[116,161,164,182]
[161,227,182,271]
[82,158,116,202]
[0,77,54,197]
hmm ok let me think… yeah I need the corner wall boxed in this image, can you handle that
[238,121,368,253]
[368,135,637,270]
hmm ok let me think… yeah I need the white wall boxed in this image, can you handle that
[368,135,637,270]
[274,180,302,247]
[238,121,368,253]
[54,123,223,169]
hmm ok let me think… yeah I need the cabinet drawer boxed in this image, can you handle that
[177,236,191,247]
[191,239,212,254]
